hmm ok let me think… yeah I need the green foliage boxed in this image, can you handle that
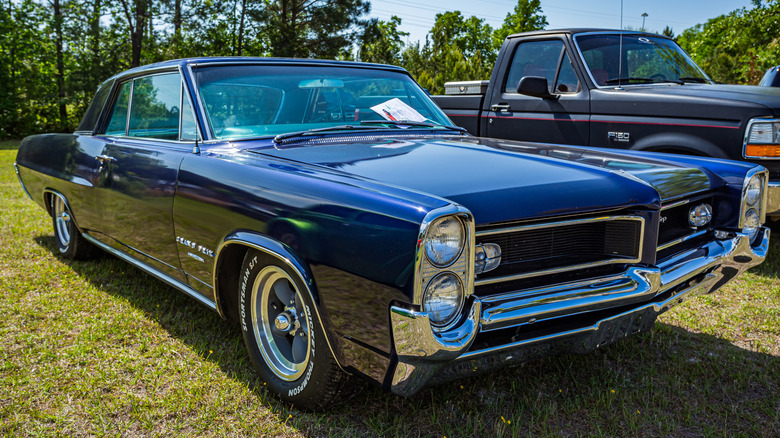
[492,0,547,51]
[357,16,408,65]
[678,1,780,84]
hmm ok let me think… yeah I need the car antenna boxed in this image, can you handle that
[193,135,201,155]
[617,0,624,90]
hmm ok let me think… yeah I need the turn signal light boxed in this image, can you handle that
[745,144,780,158]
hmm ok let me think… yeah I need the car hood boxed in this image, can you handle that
[252,136,718,225]
[592,84,780,119]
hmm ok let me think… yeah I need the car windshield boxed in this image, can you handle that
[574,34,712,87]
[193,64,453,140]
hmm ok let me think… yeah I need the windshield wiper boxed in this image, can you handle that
[274,124,382,143]
[679,77,708,83]
[360,120,468,134]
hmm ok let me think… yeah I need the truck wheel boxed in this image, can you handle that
[239,250,354,410]
[50,194,95,260]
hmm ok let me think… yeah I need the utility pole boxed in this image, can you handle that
[641,12,648,30]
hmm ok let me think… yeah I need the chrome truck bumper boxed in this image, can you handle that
[766,183,780,218]
[389,227,770,397]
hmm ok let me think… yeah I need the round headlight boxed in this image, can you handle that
[745,176,762,206]
[743,208,760,242]
[423,273,464,328]
[688,203,712,227]
[424,216,465,267]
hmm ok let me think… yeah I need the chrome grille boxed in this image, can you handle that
[475,216,644,286]
[657,196,713,260]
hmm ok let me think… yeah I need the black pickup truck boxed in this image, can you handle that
[432,29,780,219]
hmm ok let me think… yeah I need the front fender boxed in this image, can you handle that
[630,132,729,158]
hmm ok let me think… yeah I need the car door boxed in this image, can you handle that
[485,38,590,145]
[96,71,194,282]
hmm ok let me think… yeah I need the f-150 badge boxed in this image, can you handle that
[608,131,630,142]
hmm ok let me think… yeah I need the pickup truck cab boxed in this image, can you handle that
[432,29,780,219]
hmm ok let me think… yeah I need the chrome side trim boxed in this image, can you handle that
[473,215,644,287]
[742,117,780,159]
[13,163,33,201]
[212,236,343,371]
[656,229,708,252]
[82,233,217,311]
[661,198,690,211]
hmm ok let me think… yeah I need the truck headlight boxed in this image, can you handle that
[739,169,768,243]
[744,118,780,158]
[424,216,465,267]
[423,273,464,328]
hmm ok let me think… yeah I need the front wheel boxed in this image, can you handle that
[239,250,354,410]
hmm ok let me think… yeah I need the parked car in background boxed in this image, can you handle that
[14,58,770,410]
[432,29,780,221]
[760,65,780,87]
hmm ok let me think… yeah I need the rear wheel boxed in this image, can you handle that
[50,194,95,260]
[239,250,354,410]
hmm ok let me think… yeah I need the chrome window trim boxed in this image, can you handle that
[413,204,475,307]
[742,117,780,159]
[657,229,708,252]
[187,64,215,141]
[474,215,645,287]
[739,166,769,227]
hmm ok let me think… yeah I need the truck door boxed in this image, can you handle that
[485,38,590,145]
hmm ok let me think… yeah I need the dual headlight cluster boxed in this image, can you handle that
[740,171,766,243]
[420,214,471,330]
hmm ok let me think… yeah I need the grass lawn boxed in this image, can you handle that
[1,145,778,436]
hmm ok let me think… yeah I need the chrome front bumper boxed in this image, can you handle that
[767,183,780,218]
[389,227,770,396]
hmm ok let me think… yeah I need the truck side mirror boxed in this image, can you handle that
[517,76,558,100]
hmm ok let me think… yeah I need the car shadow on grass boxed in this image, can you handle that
[34,235,780,436]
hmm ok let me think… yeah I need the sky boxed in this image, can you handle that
[368,0,755,45]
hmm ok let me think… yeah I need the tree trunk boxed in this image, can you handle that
[237,0,246,56]
[53,0,67,131]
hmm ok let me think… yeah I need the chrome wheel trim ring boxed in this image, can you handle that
[53,196,71,248]
[250,265,311,381]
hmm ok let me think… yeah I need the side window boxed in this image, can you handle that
[180,85,200,141]
[77,82,113,133]
[128,73,181,140]
[554,52,580,93]
[505,40,564,93]
[105,82,131,136]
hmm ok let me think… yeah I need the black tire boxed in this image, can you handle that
[239,249,353,410]
[50,194,96,260]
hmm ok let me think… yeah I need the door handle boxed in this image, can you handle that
[95,155,116,163]
[491,103,510,112]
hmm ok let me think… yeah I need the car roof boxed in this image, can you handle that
[105,57,409,83]
[506,28,667,40]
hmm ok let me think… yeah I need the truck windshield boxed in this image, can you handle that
[193,65,452,140]
[574,34,712,87]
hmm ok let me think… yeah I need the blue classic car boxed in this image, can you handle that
[14,58,771,410]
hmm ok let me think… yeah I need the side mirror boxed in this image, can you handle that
[517,76,558,100]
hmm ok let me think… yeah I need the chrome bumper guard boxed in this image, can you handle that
[389,227,770,396]
[766,182,780,217]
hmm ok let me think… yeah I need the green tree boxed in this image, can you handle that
[357,15,408,65]
[492,0,547,50]
[251,0,370,59]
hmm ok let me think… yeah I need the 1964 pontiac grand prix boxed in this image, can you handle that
[14,58,770,410]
